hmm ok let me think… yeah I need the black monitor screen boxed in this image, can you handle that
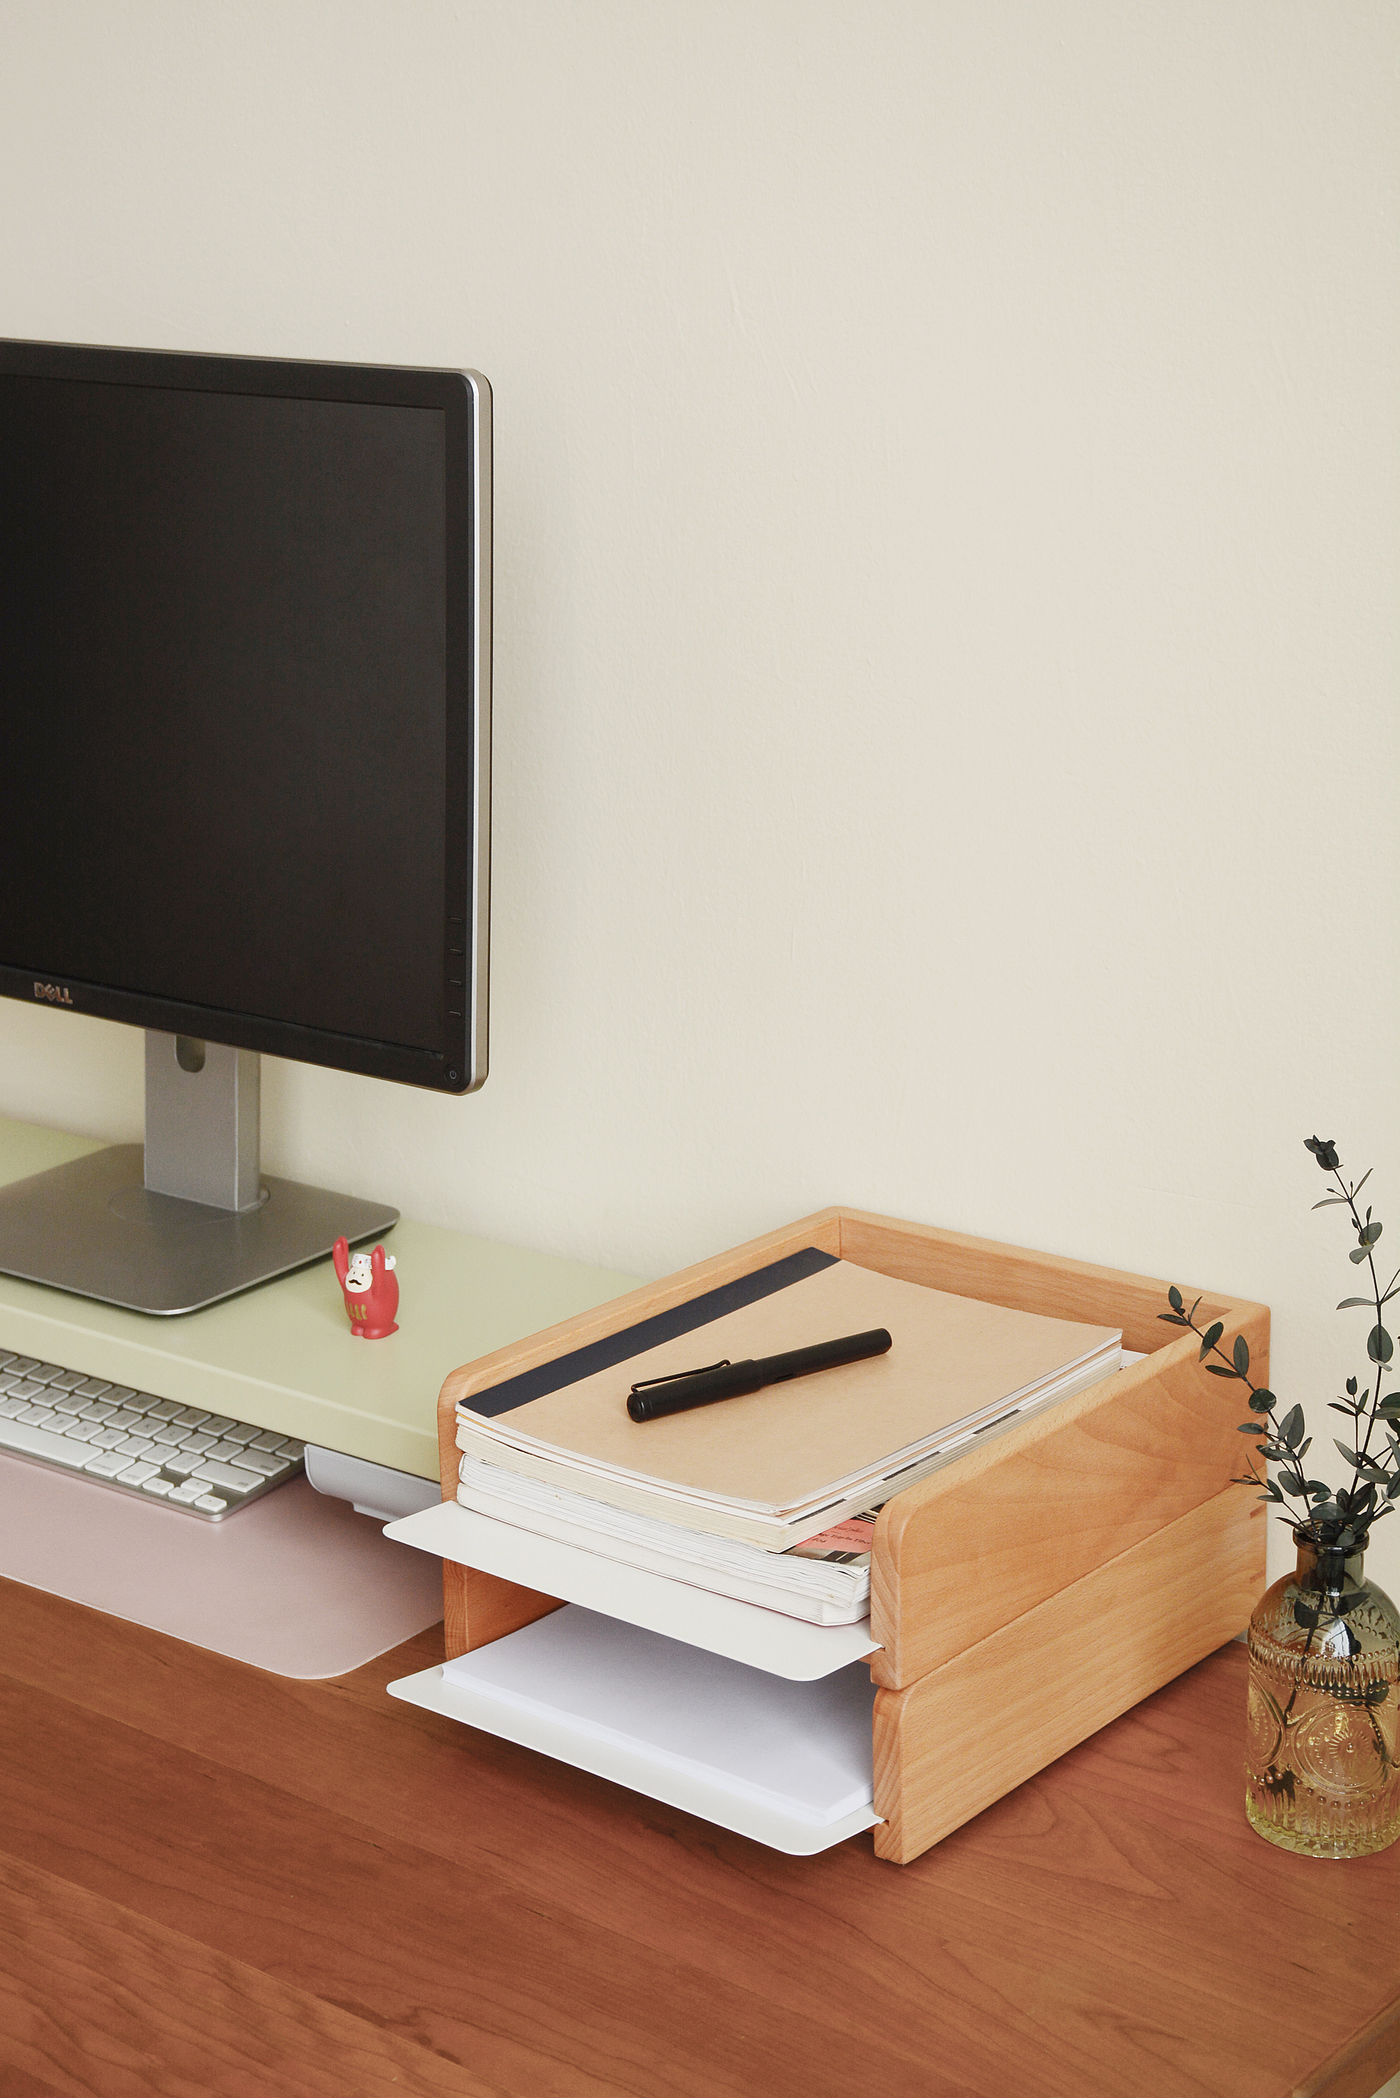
[0,347,487,1088]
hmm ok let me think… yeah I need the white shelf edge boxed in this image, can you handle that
[388,1660,880,1857]
[385,1498,878,1681]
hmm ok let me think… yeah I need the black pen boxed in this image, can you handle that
[626,1327,892,1423]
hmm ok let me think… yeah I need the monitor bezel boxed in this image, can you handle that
[0,338,490,1095]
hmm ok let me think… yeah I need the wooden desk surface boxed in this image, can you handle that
[2,1581,1398,2098]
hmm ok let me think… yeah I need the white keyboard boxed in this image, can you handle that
[0,1349,305,1521]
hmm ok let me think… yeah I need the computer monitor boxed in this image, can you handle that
[0,339,491,1314]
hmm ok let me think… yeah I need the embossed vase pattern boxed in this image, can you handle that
[1245,1534,1400,1858]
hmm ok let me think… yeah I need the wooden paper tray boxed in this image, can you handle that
[422,1207,1269,1862]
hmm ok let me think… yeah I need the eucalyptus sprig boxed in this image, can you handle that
[1160,1137,1400,1555]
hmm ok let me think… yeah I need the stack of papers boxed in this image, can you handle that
[456,1256,1121,1553]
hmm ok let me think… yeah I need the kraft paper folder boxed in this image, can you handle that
[425,1208,1269,1864]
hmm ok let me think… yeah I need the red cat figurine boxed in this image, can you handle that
[333,1236,400,1338]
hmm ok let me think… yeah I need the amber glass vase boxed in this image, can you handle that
[1245,1531,1400,1858]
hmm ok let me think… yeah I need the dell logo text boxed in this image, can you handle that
[33,982,73,1006]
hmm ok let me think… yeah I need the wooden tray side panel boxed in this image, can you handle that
[870,1306,1270,1688]
[442,1560,561,1660]
[871,1486,1266,1864]
[837,1209,1246,1358]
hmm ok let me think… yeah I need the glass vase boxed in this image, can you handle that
[1245,1530,1400,1858]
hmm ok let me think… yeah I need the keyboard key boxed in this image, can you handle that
[103,1387,138,1405]
[7,1381,48,1404]
[173,1408,210,1429]
[78,1400,118,1422]
[0,1351,13,1368]
[144,1399,182,1422]
[169,1479,205,1502]
[46,1370,86,1392]
[15,1405,58,1427]
[29,1364,67,1385]
[194,1495,227,1514]
[116,1461,160,1486]
[88,1427,129,1451]
[151,1422,193,1447]
[50,1392,90,1415]
[223,1423,260,1444]
[0,1396,27,1419]
[104,1410,142,1434]
[74,1379,112,1399]
[59,1419,101,1444]
[141,1477,174,1496]
[0,1415,92,1467]
[278,1438,306,1462]
[123,1393,161,1415]
[230,1450,293,1479]
[250,1431,285,1453]
[114,1435,156,1459]
[189,1461,258,1494]
[83,1450,132,1477]
[202,1439,242,1463]
[161,1451,207,1478]
[6,1358,39,1376]
[180,1431,217,1456]
[202,1414,236,1435]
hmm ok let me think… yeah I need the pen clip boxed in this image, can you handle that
[628,1358,730,1396]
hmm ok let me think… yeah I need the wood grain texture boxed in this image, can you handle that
[441,1557,560,1661]
[1296,2001,1400,2098]
[0,1852,497,2098]
[2,1577,1397,2098]
[870,1307,1270,1687]
[872,1487,1268,1863]
[836,1208,1256,1356]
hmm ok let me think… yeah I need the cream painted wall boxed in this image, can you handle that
[1,2,1396,1590]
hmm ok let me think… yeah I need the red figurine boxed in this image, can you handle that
[333,1236,400,1338]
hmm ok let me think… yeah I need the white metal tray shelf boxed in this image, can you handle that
[388,1603,881,1857]
[385,1498,879,1681]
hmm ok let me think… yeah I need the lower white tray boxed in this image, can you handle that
[385,1499,878,1681]
[389,1603,881,1856]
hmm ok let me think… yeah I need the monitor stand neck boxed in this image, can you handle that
[144,1032,265,1213]
[0,1035,399,1315]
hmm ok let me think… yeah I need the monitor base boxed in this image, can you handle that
[0,1144,399,1315]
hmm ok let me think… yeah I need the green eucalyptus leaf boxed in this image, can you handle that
[1168,1284,1183,1312]
[1199,1321,1224,1358]
[1158,1312,1190,1326]
[1351,1247,1371,1264]
[1313,1198,1349,1209]
[1237,1422,1266,1434]
[1233,1334,1250,1377]
[1249,1393,1274,1413]
[1206,1364,1239,1378]
[1363,1221,1384,1244]
[1279,1405,1304,1449]
[1369,1325,1394,1364]
[1335,1439,1362,1466]
[1338,1297,1374,1310]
